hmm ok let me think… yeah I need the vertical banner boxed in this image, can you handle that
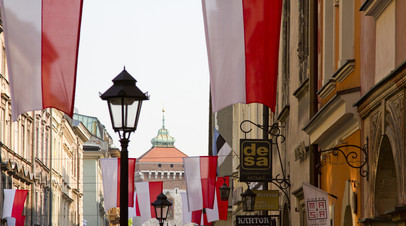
[303,183,330,226]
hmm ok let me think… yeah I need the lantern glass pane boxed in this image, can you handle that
[108,97,123,129]
[156,206,168,219]
[124,98,141,130]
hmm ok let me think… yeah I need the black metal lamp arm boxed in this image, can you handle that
[319,139,369,177]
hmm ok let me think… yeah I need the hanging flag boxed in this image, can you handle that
[213,129,232,167]
[128,192,141,219]
[181,192,193,225]
[303,182,330,226]
[0,0,83,120]
[135,181,163,225]
[203,0,283,112]
[99,158,136,211]
[2,189,28,226]
[208,176,229,221]
[183,156,218,212]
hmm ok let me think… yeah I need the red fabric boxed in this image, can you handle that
[148,181,163,218]
[242,0,282,112]
[191,210,202,225]
[200,156,218,209]
[128,158,136,207]
[216,177,229,220]
[117,158,136,207]
[41,0,83,117]
[12,190,28,226]
[135,195,141,216]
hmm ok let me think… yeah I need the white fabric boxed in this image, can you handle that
[2,189,16,218]
[135,182,151,224]
[181,192,192,225]
[183,157,203,211]
[100,158,118,211]
[0,0,43,120]
[205,191,219,223]
[303,182,330,226]
[5,217,16,226]
[128,192,137,218]
[217,141,232,168]
[202,0,246,112]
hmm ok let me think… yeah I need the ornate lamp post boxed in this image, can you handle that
[101,68,149,225]
[152,193,173,226]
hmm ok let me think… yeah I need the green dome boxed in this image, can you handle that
[151,110,176,147]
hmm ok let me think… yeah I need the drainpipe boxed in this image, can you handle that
[309,0,319,187]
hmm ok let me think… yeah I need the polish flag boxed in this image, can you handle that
[128,192,141,219]
[2,189,28,226]
[203,0,283,112]
[99,158,136,211]
[135,181,163,224]
[0,0,83,120]
[183,156,218,212]
[182,177,229,225]
[206,176,229,222]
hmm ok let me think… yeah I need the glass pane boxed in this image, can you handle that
[124,98,140,129]
[108,98,123,129]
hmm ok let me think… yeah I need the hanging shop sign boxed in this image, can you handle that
[240,139,272,182]
[236,215,273,226]
[254,190,279,211]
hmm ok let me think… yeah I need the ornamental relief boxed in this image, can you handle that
[385,92,404,157]
[370,109,382,174]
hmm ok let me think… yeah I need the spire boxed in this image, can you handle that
[162,108,165,128]
[151,109,175,147]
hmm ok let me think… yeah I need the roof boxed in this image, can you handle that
[137,147,188,163]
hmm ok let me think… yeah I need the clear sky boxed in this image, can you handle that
[74,0,210,158]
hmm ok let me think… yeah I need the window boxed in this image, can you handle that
[13,121,18,153]
[170,164,173,168]
[298,0,310,83]
[158,164,162,168]
[21,124,25,158]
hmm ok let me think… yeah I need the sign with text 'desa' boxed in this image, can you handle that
[240,139,272,182]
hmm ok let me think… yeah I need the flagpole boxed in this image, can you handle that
[49,109,53,226]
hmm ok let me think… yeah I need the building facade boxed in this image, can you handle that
[134,113,188,226]
[73,113,115,226]
[212,0,406,226]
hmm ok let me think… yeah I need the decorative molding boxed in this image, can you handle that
[317,79,336,99]
[333,59,355,83]
[360,0,393,19]
[277,105,290,123]
[293,78,309,100]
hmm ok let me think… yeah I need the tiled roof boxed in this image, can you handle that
[137,147,188,163]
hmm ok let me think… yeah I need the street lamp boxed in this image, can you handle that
[100,68,149,225]
[219,179,230,201]
[241,186,256,212]
[152,193,173,226]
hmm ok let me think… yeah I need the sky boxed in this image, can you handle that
[74,0,210,158]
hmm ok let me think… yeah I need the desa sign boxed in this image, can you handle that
[240,139,272,182]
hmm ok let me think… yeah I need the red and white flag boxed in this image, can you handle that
[2,189,28,226]
[135,181,163,224]
[183,177,229,225]
[183,156,218,212]
[0,0,83,120]
[206,176,229,222]
[99,158,136,211]
[203,0,283,112]
[128,192,141,219]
